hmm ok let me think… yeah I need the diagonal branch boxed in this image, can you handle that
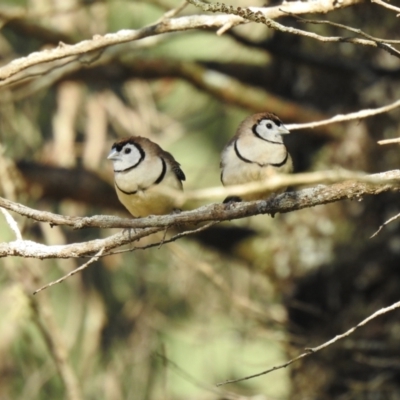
[287,98,400,130]
[0,0,370,87]
[33,248,105,294]
[371,0,400,14]
[217,300,400,386]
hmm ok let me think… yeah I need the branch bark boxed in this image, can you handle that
[0,0,368,87]
[1,169,399,259]
[217,300,400,386]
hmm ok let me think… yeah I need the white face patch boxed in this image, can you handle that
[253,118,284,143]
[110,143,144,172]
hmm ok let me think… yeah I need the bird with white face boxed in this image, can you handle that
[107,136,185,217]
[220,112,293,202]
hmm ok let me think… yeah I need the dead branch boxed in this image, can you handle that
[188,0,400,59]
[217,300,400,386]
[287,98,400,130]
[0,169,399,260]
[0,0,370,87]
[371,0,400,15]
[33,248,105,294]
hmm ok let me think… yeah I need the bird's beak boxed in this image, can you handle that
[278,125,290,135]
[107,149,120,161]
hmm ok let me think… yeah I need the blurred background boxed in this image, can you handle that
[1,0,400,399]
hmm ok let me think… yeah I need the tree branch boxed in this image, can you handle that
[371,0,400,15]
[217,300,400,386]
[188,0,400,59]
[0,0,370,87]
[0,170,399,259]
[287,98,400,130]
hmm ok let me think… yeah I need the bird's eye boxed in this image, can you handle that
[266,123,273,129]
[124,148,131,154]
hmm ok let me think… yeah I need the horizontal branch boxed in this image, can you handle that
[0,227,161,259]
[0,169,399,259]
[171,170,378,203]
[2,170,400,231]
[188,0,363,20]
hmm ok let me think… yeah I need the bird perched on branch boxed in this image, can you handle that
[107,136,185,217]
[220,112,293,202]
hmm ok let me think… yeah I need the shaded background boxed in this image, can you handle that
[1,0,400,398]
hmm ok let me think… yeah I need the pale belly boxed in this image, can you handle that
[116,186,177,217]
[222,158,293,201]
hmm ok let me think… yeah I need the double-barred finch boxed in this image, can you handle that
[107,136,185,217]
[220,112,293,202]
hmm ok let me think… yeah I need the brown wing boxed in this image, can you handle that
[163,151,186,182]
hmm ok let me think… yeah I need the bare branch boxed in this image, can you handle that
[287,13,400,44]
[0,15,243,86]
[0,0,371,88]
[0,170,399,259]
[187,0,400,58]
[173,170,372,203]
[217,300,400,386]
[0,227,161,259]
[187,0,363,20]
[263,19,400,58]
[370,212,400,238]
[371,0,400,15]
[378,137,400,145]
[2,169,400,229]
[157,0,189,21]
[33,248,105,294]
[0,207,22,240]
[5,171,400,229]
[111,221,218,253]
[287,99,400,130]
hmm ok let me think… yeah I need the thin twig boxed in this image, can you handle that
[378,137,400,145]
[157,0,189,22]
[104,221,218,256]
[0,207,22,240]
[187,0,400,58]
[287,99,400,130]
[371,0,400,15]
[217,300,400,386]
[33,248,105,294]
[263,18,400,59]
[370,212,400,238]
[285,12,400,44]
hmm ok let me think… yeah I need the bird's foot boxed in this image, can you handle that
[223,196,242,204]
